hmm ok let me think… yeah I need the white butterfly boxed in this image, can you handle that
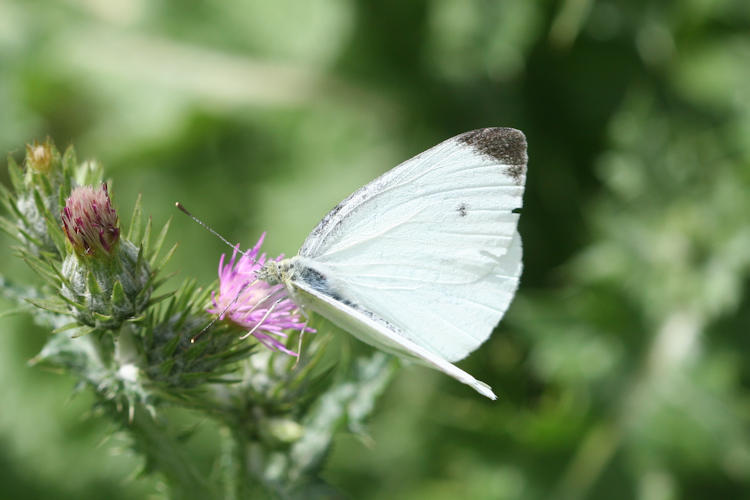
[258,128,526,399]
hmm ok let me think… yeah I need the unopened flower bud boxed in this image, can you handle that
[25,139,55,173]
[61,184,120,258]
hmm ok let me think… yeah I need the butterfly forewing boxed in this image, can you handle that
[292,128,526,396]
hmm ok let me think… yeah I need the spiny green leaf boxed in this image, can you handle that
[16,226,45,249]
[162,333,182,357]
[71,326,96,338]
[7,193,29,224]
[141,216,152,259]
[203,345,255,364]
[150,217,172,266]
[25,297,73,315]
[31,188,51,220]
[38,253,70,286]
[44,214,67,256]
[173,308,195,331]
[154,242,178,273]
[127,193,143,242]
[159,358,176,377]
[92,311,113,324]
[111,280,127,306]
[147,272,178,294]
[147,292,175,307]
[184,340,210,362]
[125,314,147,324]
[0,182,17,214]
[38,172,54,197]
[160,296,177,322]
[7,155,24,193]
[135,244,145,278]
[56,292,85,310]
[60,167,73,206]
[52,322,83,334]
[0,216,23,243]
[180,371,222,382]
[87,270,103,296]
[203,377,242,384]
[61,145,77,172]
[22,256,61,285]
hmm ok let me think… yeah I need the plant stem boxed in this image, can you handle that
[221,425,279,500]
[125,404,217,500]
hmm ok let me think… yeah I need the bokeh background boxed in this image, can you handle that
[2,1,750,499]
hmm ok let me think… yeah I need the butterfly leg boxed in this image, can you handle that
[292,318,309,369]
[239,297,285,340]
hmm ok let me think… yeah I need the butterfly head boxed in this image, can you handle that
[256,258,295,286]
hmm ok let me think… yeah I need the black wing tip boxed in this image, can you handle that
[458,128,527,183]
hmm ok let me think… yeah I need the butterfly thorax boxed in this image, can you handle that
[256,258,296,286]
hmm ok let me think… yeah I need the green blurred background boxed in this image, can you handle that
[2,0,750,499]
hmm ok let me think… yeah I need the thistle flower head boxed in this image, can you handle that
[208,233,312,356]
[61,184,120,257]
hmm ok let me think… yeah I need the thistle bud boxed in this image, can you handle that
[60,185,151,329]
[61,184,120,258]
[25,139,55,174]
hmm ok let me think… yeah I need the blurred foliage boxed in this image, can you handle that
[1,0,749,499]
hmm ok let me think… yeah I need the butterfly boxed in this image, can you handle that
[257,128,527,399]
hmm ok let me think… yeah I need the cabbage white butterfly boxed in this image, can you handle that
[257,128,527,399]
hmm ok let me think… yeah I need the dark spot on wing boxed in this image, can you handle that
[457,203,468,217]
[298,266,327,289]
[298,266,355,306]
[458,128,527,184]
[296,264,403,336]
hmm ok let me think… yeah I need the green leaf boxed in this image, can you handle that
[141,216,152,259]
[60,165,73,205]
[0,216,23,243]
[45,214,67,256]
[92,311,113,324]
[25,297,73,315]
[147,292,175,307]
[111,280,130,308]
[162,333,182,357]
[61,145,77,172]
[135,244,145,278]
[6,191,29,224]
[159,358,176,377]
[51,322,84,334]
[87,270,103,296]
[7,155,24,193]
[0,181,17,214]
[150,217,172,266]
[71,325,96,338]
[22,256,61,285]
[127,193,143,242]
[31,188,50,220]
[38,171,54,197]
[147,271,178,294]
[154,242,178,273]
[16,226,45,249]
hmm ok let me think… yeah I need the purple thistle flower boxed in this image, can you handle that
[61,184,120,257]
[208,233,313,356]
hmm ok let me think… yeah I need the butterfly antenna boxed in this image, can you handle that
[190,279,258,343]
[175,202,250,257]
[239,298,284,340]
